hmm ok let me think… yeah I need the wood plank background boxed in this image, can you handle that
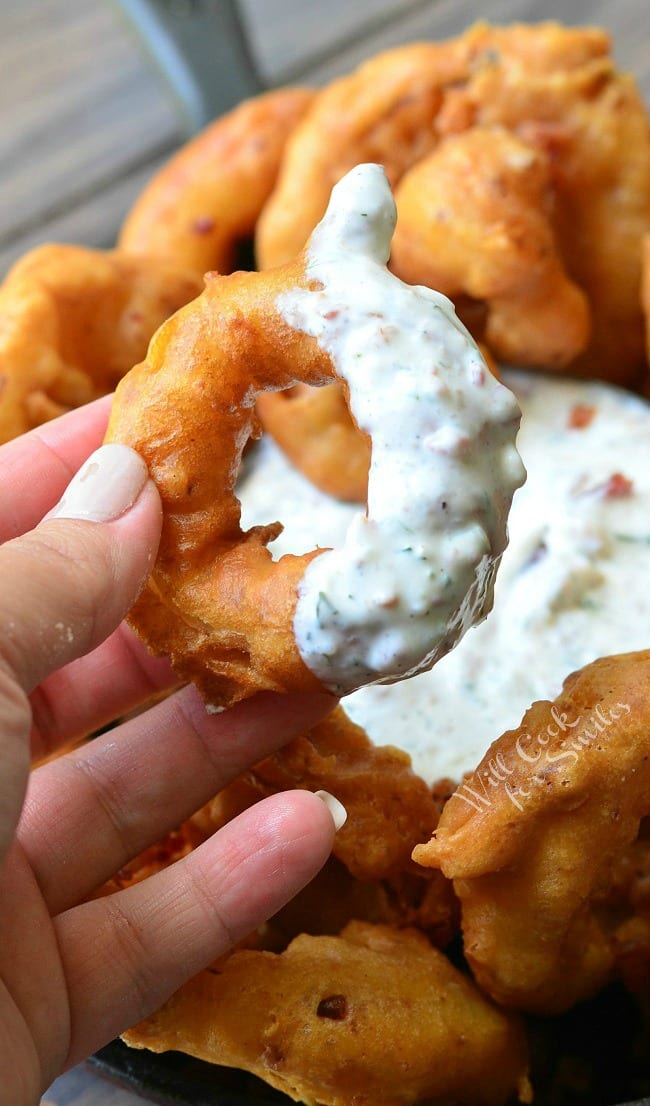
[0,0,646,1103]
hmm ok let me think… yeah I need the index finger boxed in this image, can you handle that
[0,396,113,543]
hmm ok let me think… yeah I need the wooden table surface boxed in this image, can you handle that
[1,1,645,1103]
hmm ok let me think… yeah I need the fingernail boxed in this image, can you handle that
[48,444,149,523]
[315,790,347,832]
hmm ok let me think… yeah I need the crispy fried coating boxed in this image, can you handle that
[438,48,650,385]
[256,382,371,502]
[123,921,531,1106]
[391,127,590,369]
[255,34,482,270]
[208,706,458,946]
[591,825,650,995]
[120,87,315,276]
[105,252,341,708]
[201,705,440,883]
[0,244,202,444]
[251,725,437,882]
[613,913,650,998]
[255,22,612,272]
[414,650,650,1015]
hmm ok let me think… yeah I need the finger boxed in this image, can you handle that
[0,443,161,694]
[0,444,161,860]
[30,624,179,764]
[55,790,337,1067]
[0,396,112,543]
[21,686,337,914]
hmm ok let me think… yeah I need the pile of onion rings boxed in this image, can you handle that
[1,17,649,1106]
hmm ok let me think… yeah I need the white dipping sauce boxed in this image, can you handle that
[241,371,650,783]
[277,164,524,695]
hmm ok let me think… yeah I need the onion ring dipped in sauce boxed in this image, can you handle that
[106,163,525,709]
[256,339,501,506]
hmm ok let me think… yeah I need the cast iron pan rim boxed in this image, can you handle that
[89,1039,650,1106]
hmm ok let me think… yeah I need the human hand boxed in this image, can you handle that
[0,398,339,1105]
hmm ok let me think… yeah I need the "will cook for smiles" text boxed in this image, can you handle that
[453,700,631,813]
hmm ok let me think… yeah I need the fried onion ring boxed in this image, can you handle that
[106,164,523,709]
[120,87,315,276]
[0,244,202,444]
[437,49,650,385]
[413,649,650,1015]
[255,381,371,503]
[254,32,485,270]
[255,22,611,270]
[123,921,532,1106]
[391,126,590,369]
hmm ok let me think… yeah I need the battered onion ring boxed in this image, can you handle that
[391,126,590,369]
[255,381,371,503]
[438,52,650,385]
[254,22,626,497]
[106,164,523,709]
[413,649,650,1015]
[120,87,315,275]
[254,32,485,270]
[123,922,532,1106]
[0,244,202,444]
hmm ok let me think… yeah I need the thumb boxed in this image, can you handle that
[0,443,162,694]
